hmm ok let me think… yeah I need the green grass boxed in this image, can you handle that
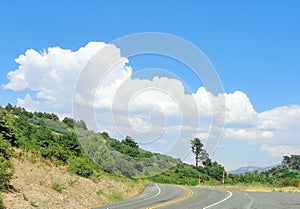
[22,193,29,201]
[107,193,124,202]
[91,172,102,183]
[51,182,64,192]
[96,189,105,196]
[30,200,38,207]
[68,178,78,187]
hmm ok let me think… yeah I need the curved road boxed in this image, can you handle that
[93,183,300,209]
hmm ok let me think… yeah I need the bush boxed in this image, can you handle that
[57,133,82,156]
[68,178,78,187]
[0,111,18,146]
[0,137,12,160]
[40,144,69,162]
[96,189,105,196]
[68,157,94,178]
[277,178,298,187]
[0,156,13,190]
[0,136,13,190]
[108,193,123,202]
[62,117,75,128]
[51,182,64,192]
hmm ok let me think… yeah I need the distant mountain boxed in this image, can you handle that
[229,165,276,174]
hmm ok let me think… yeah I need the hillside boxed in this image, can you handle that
[229,165,276,175]
[0,104,300,208]
[0,105,146,208]
[0,105,219,207]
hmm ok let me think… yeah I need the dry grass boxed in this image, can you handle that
[2,156,144,209]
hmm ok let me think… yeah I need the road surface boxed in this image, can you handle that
[93,183,300,209]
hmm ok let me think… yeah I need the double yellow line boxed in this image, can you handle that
[146,185,194,209]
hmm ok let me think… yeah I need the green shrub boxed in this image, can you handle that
[22,193,28,201]
[108,193,123,202]
[62,117,75,128]
[96,189,105,196]
[91,172,102,183]
[51,182,64,192]
[277,178,298,187]
[0,136,13,160]
[68,178,78,187]
[57,133,82,156]
[68,156,94,178]
[0,156,13,190]
[30,200,38,207]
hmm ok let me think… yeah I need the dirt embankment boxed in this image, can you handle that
[2,158,143,209]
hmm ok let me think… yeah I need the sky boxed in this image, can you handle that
[1,0,300,170]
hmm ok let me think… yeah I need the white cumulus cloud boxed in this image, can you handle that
[4,42,107,113]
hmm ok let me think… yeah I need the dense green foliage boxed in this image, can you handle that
[149,158,225,186]
[0,104,97,183]
[109,136,153,158]
[81,132,178,178]
[147,138,225,185]
[0,136,13,190]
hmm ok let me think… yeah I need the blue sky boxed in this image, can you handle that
[1,1,300,170]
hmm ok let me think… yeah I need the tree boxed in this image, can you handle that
[57,133,81,156]
[200,149,209,167]
[191,138,203,167]
[62,117,75,128]
[101,132,109,139]
[290,155,300,170]
[4,103,13,112]
[0,111,18,146]
[75,119,88,130]
[122,136,138,148]
[282,156,291,168]
[207,161,225,181]
[68,156,94,178]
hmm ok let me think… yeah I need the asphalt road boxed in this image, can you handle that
[93,183,300,209]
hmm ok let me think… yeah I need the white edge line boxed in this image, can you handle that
[203,190,233,209]
[107,183,161,209]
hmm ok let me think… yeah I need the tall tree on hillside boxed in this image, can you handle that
[191,138,203,167]
[282,156,291,170]
[200,149,209,167]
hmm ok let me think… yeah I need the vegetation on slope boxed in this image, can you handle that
[0,104,142,208]
[225,155,300,187]
[0,104,299,207]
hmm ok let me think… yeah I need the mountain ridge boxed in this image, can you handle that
[229,165,277,174]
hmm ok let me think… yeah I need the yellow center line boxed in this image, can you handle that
[146,185,194,209]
